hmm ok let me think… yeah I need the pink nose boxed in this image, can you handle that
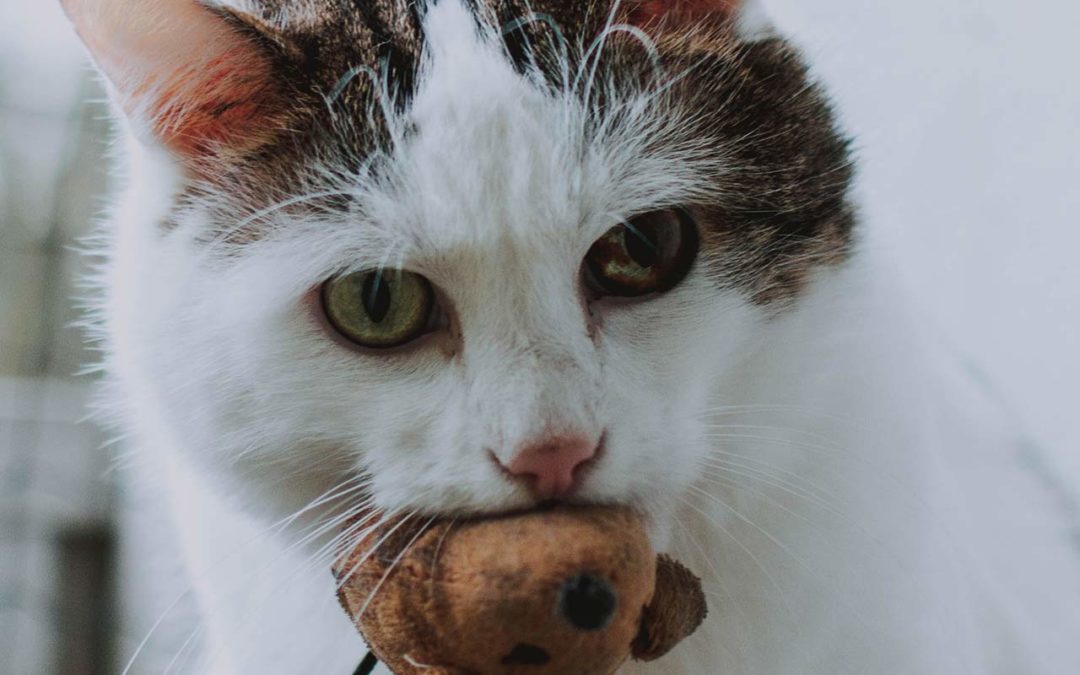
[505,435,598,499]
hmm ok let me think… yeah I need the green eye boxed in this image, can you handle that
[584,208,699,298]
[322,269,436,349]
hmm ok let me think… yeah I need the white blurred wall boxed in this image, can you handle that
[766,0,1079,479]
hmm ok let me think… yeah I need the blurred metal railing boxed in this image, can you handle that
[1,4,118,670]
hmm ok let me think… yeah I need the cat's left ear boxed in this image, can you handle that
[625,0,775,40]
[60,0,295,162]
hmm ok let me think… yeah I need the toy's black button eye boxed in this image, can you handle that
[501,643,552,666]
[559,574,617,631]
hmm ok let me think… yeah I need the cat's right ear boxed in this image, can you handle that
[60,0,294,163]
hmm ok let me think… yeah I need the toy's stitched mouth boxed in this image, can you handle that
[501,643,552,666]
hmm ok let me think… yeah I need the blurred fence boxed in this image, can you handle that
[1,3,117,672]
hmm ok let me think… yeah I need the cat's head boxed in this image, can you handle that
[67,0,854,539]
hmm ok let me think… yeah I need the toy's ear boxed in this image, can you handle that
[626,0,774,40]
[61,0,292,161]
[632,554,708,662]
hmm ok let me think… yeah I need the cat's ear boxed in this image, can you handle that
[61,0,293,161]
[625,0,774,40]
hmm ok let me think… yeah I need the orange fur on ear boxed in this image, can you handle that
[61,0,290,160]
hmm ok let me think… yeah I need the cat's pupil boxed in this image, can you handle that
[624,225,659,268]
[362,273,393,324]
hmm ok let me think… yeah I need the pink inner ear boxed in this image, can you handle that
[627,0,739,26]
[140,42,283,158]
[63,0,284,159]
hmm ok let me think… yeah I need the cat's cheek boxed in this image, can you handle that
[638,500,679,551]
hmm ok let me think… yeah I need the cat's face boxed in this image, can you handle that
[69,0,853,539]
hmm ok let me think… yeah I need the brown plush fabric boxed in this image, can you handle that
[631,554,708,662]
[334,505,706,675]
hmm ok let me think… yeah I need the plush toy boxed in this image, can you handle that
[334,505,707,675]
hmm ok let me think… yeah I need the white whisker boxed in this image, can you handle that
[355,515,438,622]
[676,493,798,624]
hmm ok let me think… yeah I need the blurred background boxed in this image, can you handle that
[0,0,1077,673]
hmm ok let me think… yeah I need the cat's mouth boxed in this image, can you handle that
[429,478,653,533]
[405,498,652,534]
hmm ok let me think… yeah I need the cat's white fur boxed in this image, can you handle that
[86,1,1080,673]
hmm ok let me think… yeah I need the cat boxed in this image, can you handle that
[62,0,1080,672]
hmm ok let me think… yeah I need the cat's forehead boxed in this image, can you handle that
[215,0,712,246]
[202,0,614,214]
[197,0,855,303]
[326,0,688,259]
[246,0,599,37]
[237,0,602,86]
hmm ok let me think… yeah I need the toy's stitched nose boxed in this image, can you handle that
[506,435,598,499]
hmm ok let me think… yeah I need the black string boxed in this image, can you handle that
[354,651,380,675]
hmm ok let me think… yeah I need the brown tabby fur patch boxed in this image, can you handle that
[187,0,854,304]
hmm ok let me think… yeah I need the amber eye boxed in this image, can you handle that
[584,208,699,298]
[322,269,436,349]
